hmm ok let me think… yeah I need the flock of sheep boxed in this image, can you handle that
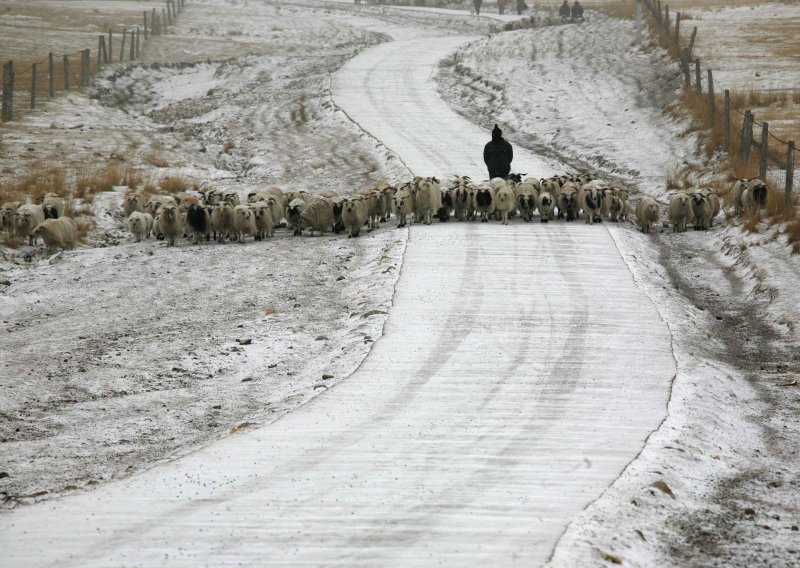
[0,174,770,253]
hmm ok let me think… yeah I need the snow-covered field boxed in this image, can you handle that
[2,0,800,566]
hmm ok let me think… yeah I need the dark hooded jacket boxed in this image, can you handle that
[559,0,570,17]
[483,125,513,180]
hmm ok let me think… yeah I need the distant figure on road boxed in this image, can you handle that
[484,124,513,180]
[516,0,528,15]
[474,0,482,14]
[498,0,506,15]
[558,0,570,19]
[571,0,583,19]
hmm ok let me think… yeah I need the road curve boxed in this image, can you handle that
[0,29,676,568]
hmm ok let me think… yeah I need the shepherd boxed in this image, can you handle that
[483,124,514,180]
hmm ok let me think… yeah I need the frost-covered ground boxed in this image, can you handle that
[1,0,800,565]
[435,10,800,565]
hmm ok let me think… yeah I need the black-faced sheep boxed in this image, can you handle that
[286,198,306,236]
[185,200,212,244]
[474,186,494,223]
[668,192,693,233]
[557,182,580,222]
[157,204,183,246]
[538,192,556,222]
[31,217,77,254]
[127,211,153,242]
[42,193,65,219]
[516,190,537,222]
[690,193,713,231]
[635,197,660,233]
[741,180,768,214]
[579,184,604,224]
[14,204,46,245]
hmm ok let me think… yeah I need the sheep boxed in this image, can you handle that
[437,186,455,222]
[342,195,368,237]
[608,184,631,221]
[730,178,751,215]
[200,188,224,206]
[690,193,713,231]
[516,190,537,222]
[392,191,413,228]
[491,178,516,225]
[668,192,693,233]
[14,203,46,245]
[232,204,257,243]
[286,198,306,236]
[635,197,660,233]
[247,190,270,204]
[741,180,768,214]
[185,200,212,244]
[704,191,721,227]
[453,184,472,221]
[414,177,443,225]
[157,204,183,246]
[264,186,287,214]
[557,182,580,222]
[1,201,21,235]
[31,217,77,254]
[127,211,153,242]
[474,186,494,222]
[250,201,276,240]
[211,202,235,242]
[358,188,383,229]
[222,190,241,207]
[145,194,177,216]
[579,184,605,224]
[42,193,65,219]
[300,196,335,236]
[123,192,145,217]
[537,192,556,222]
[378,183,396,221]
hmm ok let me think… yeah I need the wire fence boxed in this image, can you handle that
[1,0,187,122]
[642,0,796,206]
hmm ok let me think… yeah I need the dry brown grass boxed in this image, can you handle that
[0,165,67,204]
[123,167,143,189]
[741,211,761,234]
[158,175,196,195]
[785,216,800,254]
[144,153,170,168]
[223,139,235,154]
[75,165,124,199]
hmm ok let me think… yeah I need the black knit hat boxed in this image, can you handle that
[492,124,502,141]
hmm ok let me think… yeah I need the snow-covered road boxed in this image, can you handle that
[0,15,676,567]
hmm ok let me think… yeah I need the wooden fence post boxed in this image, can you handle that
[30,62,37,109]
[136,27,141,59]
[656,0,661,23]
[687,26,697,56]
[740,110,753,162]
[786,141,795,209]
[120,28,127,62]
[674,12,680,46]
[707,69,715,119]
[664,5,670,34]
[48,52,54,97]
[163,8,168,31]
[97,35,103,70]
[80,49,89,87]
[681,47,690,87]
[2,61,14,121]
[723,90,731,150]
[758,122,768,180]
[63,54,70,90]
[694,58,701,94]
[129,29,135,60]
[108,30,113,63]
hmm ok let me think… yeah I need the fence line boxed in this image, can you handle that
[642,0,796,205]
[1,0,187,122]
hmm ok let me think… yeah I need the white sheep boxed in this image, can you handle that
[14,203,46,245]
[537,192,556,222]
[42,193,65,219]
[668,192,693,233]
[211,202,234,242]
[342,196,368,237]
[300,196,335,236]
[157,204,183,246]
[608,184,630,222]
[516,190,537,222]
[491,178,516,225]
[31,217,77,254]
[145,194,177,217]
[249,201,276,240]
[414,177,443,225]
[635,197,660,233]
[1,201,21,235]
[232,204,257,243]
[392,190,413,228]
[222,190,241,207]
[127,211,153,242]
[358,188,383,229]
